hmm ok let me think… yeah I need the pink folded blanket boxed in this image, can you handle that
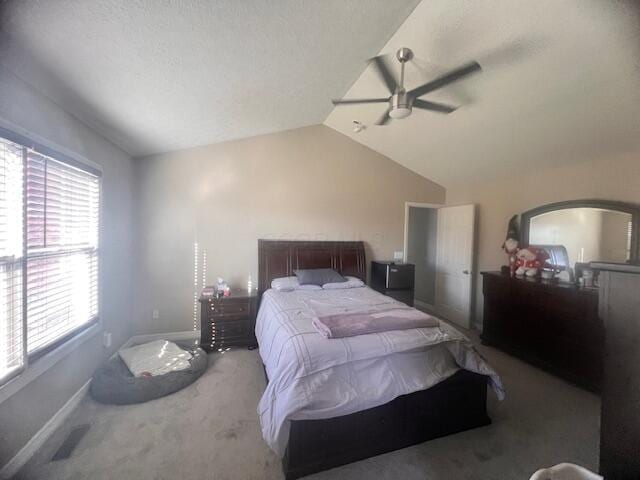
[312,307,440,339]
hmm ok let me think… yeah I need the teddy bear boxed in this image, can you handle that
[515,247,549,277]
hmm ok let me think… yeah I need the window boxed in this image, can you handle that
[627,220,633,261]
[0,129,100,385]
[0,138,24,382]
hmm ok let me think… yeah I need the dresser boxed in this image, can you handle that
[480,271,603,391]
[597,265,640,479]
[370,261,415,307]
[199,290,258,352]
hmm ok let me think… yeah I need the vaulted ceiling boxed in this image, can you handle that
[1,0,639,187]
[325,0,640,186]
[0,0,420,156]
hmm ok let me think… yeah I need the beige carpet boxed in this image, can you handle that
[16,336,599,480]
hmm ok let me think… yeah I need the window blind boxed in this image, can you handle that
[25,151,99,355]
[0,128,100,385]
[0,138,25,383]
[627,220,633,260]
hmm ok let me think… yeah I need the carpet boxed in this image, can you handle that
[15,336,599,480]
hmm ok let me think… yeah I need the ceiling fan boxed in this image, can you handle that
[332,47,481,125]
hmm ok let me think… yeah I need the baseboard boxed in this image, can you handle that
[0,379,91,480]
[414,300,436,313]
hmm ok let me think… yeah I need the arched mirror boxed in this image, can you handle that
[521,200,639,270]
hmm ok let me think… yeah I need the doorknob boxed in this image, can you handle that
[463,270,470,275]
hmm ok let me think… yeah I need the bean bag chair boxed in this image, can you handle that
[90,346,208,405]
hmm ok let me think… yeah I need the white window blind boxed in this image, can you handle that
[26,151,99,355]
[0,129,100,385]
[0,138,24,382]
[627,220,633,261]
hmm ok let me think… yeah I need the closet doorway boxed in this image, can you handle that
[403,202,476,329]
[404,203,440,313]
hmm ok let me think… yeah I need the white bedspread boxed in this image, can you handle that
[256,286,504,456]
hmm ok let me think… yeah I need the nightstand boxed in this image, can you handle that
[370,261,415,307]
[199,289,258,352]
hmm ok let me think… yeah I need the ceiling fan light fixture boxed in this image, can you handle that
[389,107,411,119]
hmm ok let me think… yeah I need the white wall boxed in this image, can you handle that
[0,65,135,467]
[133,125,445,334]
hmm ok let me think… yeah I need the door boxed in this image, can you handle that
[435,204,476,328]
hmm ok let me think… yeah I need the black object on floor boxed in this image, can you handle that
[51,424,91,461]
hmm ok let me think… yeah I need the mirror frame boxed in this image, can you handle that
[521,199,640,265]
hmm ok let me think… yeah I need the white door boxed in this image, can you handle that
[435,204,476,328]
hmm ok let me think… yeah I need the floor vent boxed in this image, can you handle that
[51,424,91,461]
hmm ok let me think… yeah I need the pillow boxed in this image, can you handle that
[271,276,322,292]
[323,276,365,290]
[294,268,347,286]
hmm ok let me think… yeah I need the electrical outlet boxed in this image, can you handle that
[152,309,159,319]
[103,332,112,349]
[393,251,404,261]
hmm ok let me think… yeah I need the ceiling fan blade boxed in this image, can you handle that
[375,108,391,126]
[413,99,457,114]
[369,55,398,95]
[332,98,389,105]
[408,61,481,99]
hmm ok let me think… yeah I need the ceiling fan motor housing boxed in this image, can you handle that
[389,91,412,119]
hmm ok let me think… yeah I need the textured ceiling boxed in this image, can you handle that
[324,0,640,187]
[0,0,420,156]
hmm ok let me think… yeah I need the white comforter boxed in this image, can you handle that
[256,286,504,456]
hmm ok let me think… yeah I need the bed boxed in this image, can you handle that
[256,240,503,479]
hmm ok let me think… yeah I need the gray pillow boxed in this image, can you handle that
[294,268,347,286]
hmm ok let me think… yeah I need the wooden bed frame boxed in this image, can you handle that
[258,240,491,480]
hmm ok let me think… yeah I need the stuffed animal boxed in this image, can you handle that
[515,247,549,277]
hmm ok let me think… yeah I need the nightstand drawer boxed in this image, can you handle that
[211,319,251,338]
[207,301,250,317]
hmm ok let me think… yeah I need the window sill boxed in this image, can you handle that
[0,322,101,404]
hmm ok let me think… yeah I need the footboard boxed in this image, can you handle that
[282,370,491,480]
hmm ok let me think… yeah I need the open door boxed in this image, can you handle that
[435,204,476,328]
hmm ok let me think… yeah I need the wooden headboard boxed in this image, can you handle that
[258,240,366,294]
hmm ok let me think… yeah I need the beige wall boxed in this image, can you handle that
[446,152,640,328]
[0,65,135,466]
[133,125,445,334]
